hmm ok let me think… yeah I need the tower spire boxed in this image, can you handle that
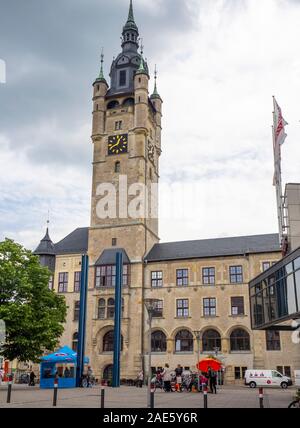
[151,64,161,99]
[95,48,107,84]
[136,42,147,75]
[128,0,135,23]
[122,0,139,45]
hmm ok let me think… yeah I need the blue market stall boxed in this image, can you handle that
[40,346,89,389]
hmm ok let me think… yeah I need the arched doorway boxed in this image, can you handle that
[103,364,113,383]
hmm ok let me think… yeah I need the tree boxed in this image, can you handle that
[0,239,67,362]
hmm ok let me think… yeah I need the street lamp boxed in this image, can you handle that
[193,330,201,391]
[144,299,160,408]
[214,347,220,389]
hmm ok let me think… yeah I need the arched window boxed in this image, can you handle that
[115,161,121,173]
[107,100,119,110]
[151,331,167,352]
[175,330,193,353]
[72,332,78,352]
[202,329,222,352]
[230,328,250,351]
[123,97,135,107]
[98,299,106,319]
[107,298,115,319]
[103,330,123,352]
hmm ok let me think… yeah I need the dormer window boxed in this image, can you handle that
[119,70,127,87]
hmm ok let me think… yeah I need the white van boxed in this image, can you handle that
[244,370,292,389]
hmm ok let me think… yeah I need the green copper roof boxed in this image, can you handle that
[150,66,161,99]
[95,51,108,85]
[123,0,138,33]
[136,54,147,75]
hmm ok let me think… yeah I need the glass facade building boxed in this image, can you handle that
[250,247,300,329]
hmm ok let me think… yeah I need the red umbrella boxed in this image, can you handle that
[197,358,222,373]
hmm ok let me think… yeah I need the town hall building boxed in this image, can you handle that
[34,1,300,384]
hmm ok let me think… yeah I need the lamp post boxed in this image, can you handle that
[193,330,201,391]
[144,299,160,408]
[214,347,220,389]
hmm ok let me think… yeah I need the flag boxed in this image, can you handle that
[272,97,288,186]
[273,97,288,146]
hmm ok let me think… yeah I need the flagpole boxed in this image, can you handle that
[272,96,284,245]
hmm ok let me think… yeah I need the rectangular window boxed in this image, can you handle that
[115,121,122,131]
[119,70,127,87]
[74,301,80,321]
[230,266,243,283]
[176,269,189,287]
[151,271,163,288]
[176,299,189,318]
[152,300,163,318]
[231,297,245,316]
[234,367,247,380]
[58,272,68,293]
[95,265,130,288]
[266,330,281,351]
[203,267,215,285]
[277,366,291,377]
[262,262,271,272]
[74,271,81,293]
[203,298,216,317]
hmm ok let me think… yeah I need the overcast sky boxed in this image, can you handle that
[0,0,300,250]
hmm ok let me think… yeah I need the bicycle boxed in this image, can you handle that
[288,389,300,408]
[81,374,96,388]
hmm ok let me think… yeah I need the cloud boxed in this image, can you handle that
[0,0,300,249]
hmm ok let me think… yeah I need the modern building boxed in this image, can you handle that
[34,1,300,384]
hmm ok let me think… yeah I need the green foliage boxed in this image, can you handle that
[0,239,67,362]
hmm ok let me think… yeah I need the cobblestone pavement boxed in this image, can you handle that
[0,384,296,408]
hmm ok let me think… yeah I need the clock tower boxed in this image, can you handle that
[86,0,163,378]
[88,0,162,264]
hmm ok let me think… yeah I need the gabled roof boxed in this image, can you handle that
[95,248,130,265]
[145,234,281,263]
[54,227,89,255]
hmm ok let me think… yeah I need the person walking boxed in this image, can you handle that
[162,364,172,392]
[137,370,144,388]
[175,364,183,392]
[0,367,4,386]
[29,370,36,387]
[87,366,93,387]
[208,367,217,394]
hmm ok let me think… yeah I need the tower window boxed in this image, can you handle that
[138,78,141,83]
[97,85,99,91]
[115,162,121,173]
[115,121,122,131]
[119,70,127,87]
[112,238,117,247]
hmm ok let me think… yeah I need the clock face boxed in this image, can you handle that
[108,134,128,155]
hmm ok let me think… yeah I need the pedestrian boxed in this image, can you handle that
[29,370,36,387]
[137,370,144,388]
[64,366,71,378]
[200,373,208,392]
[208,367,217,394]
[175,364,183,392]
[162,363,172,392]
[87,366,93,387]
[0,367,4,385]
